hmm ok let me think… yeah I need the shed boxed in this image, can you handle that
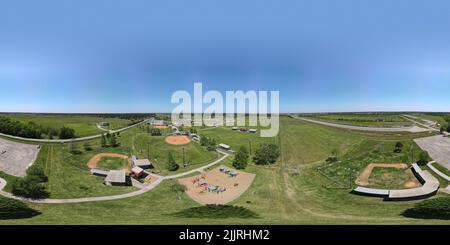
[249,129,257,133]
[218,143,230,150]
[131,155,152,169]
[105,170,126,186]
[131,166,144,177]
[90,168,109,177]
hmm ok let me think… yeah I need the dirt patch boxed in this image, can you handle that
[154,125,168,129]
[356,163,408,186]
[165,135,191,145]
[87,153,129,169]
[178,166,256,205]
[404,180,421,188]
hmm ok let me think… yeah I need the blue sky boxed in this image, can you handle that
[1,0,450,113]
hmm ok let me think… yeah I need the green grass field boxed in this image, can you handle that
[96,157,130,170]
[303,113,413,127]
[0,115,449,224]
[2,113,133,137]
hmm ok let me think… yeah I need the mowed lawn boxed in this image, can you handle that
[2,114,133,137]
[0,116,449,224]
[303,113,412,127]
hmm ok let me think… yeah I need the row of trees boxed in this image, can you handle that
[0,116,75,139]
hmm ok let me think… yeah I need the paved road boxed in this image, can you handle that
[0,119,149,143]
[0,151,229,204]
[427,161,450,182]
[401,115,439,132]
[294,117,429,133]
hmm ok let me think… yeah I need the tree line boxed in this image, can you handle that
[0,116,76,139]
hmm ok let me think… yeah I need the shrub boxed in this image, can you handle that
[402,197,450,220]
[59,126,75,139]
[233,146,249,169]
[11,177,49,199]
[417,151,430,166]
[151,128,162,136]
[394,142,403,153]
[167,152,179,171]
[171,183,187,193]
[253,143,280,165]
[25,165,48,183]
[83,142,93,151]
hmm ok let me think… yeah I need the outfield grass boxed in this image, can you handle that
[0,116,449,224]
[96,157,130,170]
[2,113,133,137]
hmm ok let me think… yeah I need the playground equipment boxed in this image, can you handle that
[219,167,238,177]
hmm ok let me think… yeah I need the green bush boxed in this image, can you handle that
[11,164,49,199]
[417,151,430,166]
[402,197,450,220]
[167,152,180,171]
[151,128,162,136]
[253,143,280,165]
[0,196,40,219]
[233,146,249,169]
[59,126,75,139]
[25,165,48,183]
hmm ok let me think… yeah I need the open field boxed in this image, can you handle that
[302,113,413,127]
[1,113,134,137]
[1,115,448,224]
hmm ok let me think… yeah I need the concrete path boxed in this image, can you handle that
[427,161,450,182]
[0,119,150,143]
[0,151,229,204]
[294,117,429,133]
[401,115,439,132]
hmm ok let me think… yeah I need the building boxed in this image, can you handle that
[249,129,257,134]
[191,134,200,141]
[149,119,165,126]
[131,166,144,178]
[105,170,127,186]
[131,155,152,169]
[90,168,109,177]
[232,127,238,130]
[218,143,231,151]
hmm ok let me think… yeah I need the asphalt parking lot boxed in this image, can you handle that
[0,137,41,177]
[414,135,450,170]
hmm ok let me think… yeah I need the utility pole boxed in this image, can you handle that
[147,142,150,160]
[182,147,185,165]
[248,139,252,155]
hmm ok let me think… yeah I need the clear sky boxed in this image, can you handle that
[1,0,450,113]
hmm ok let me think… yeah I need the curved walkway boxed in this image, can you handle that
[0,151,229,204]
[294,117,429,133]
[0,119,150,143]
[427,161,450,182]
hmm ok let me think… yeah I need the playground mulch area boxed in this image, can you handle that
[178,165,256,205]
[356,163,420,188]
[165,135,191,145]
[87,153,130,171]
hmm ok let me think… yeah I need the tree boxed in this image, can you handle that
[11,166,49,199]
[25,165,47,183]
[233,146,249,169]
[253,143,280,165]
[190,127,198,134]
[59,126,75,139]
[110,134,119,147]
[417,151,430,166]
[167,152,179,171]
[200,136,217,151]
[68,141,81,154]
[394,142,404,153]
[83,142,93,151]
[101,134,107,147]
[151,128,162,136]
[402,197,450,220]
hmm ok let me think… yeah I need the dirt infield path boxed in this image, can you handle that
[87,153,129,168]
[356,163,408,186]
[0,151,229,204]
[0,119,149,143]
[165,135,191,145]
[294,116,429,133]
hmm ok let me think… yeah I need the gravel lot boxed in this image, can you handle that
[0,138,41,177]
[414,135,450,170]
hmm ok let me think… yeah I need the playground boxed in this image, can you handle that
[178,165,255,205]
[165,135,191,145]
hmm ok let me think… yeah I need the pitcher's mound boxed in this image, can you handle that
[165,135,191,145]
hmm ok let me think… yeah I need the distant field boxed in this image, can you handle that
[303,113,412,127]
[1,114,133,137]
